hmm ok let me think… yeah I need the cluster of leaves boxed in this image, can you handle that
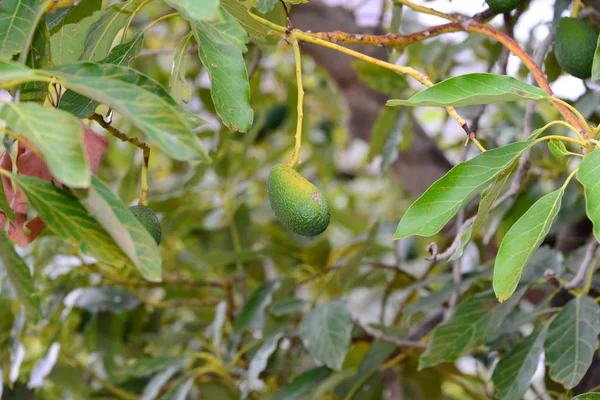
[1,0,600,399]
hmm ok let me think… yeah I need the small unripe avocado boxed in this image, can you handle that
[267,164,330,236]
[555,17,599,79]
[130,205,162,245]
[485,0,519,13]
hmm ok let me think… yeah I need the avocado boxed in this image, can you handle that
[267,164,330,236]
[555,17,599,79]
[485,0,519,13]
[129,205,162,245]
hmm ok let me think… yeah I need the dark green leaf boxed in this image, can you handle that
[0,0,46,61]
[548,139,569,157]
[419,289,523,369]
[22,21,49,102]
[492,326,547,400]
[573,394,600,400]
[10,175,133,268]
[493,188,564,302]
[70,285,140,312]
[269,298,308,317]
[169,31,193,103]
[368,107,400,161]
[233,280,277,334]
[46,63,208,162]
[272,367,331,400]
[81,0,145,61]
[0,230,41,322]
[50,0,101,64]
[387,73,548,107]
[220,0,269,41]
[0,180,14,222]
[0,103,90,188]
[100,30,144,65]
[394,141,533,239]
[192,8,253,133]
[47,0,101,30]
[164,0,220,22]
[544,296,600,389]
[592,34,600,81]
[298,299,353,370]
[577,149,600,243]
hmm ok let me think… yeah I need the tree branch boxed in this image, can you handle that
[355,319,427,349]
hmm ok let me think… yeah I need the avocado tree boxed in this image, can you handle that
[2,0,600,398]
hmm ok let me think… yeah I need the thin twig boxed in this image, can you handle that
[355,319,427,349]
[563,237,599,290]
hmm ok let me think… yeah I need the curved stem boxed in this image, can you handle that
[534,135,585,147]
[142,12,180,34]
[123,0,155,42]
[287,32,304,167]
[561,167,579,190]
[532,120,587,143]
[548,97,592,136]
[394,0,457,21]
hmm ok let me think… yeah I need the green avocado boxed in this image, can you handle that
[130,205,162,245]
[485,0,519,13]
[555,17,599,79]
[267,164,330,236]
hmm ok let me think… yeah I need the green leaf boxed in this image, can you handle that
[255,0,278,13]
[272,367,331,400]
[0,0,46,61]
[46,63,208,162]
[47,0,102,30]
[394,141,533,239]
[70,286,140,312]
[573,393,600,400]
[242,333,283,399]
[544,296,600,389]
[164,0,220,22]
[22,20,50,102]
[192,8,254,133]
[492,326,547,400]
[50,0,101,65]
[81,0,145,61]
[419,289,523,369]
[220,0,269,41]
[0,59,42,88]
[493,188,564,302]
[80,177,162,281]
[100,30,144,65]
[337,221,380,290]
[548,139,569,157]
[119,356,179,378]
[169,31,193,103]
[233,280,277,334]
[269,298,308,317]
[387,73,549,107]
[298,298,353,370]
[10,175,133,268]
[577,149,600,243]
[592,34,600,81]
[0,103,90,188]
[352,60,408,96]
[367,107,400,161]
[0,180,15,222]
[0,230,41,322]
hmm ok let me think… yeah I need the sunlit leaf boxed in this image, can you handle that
[298,299,353,370]
[493,188,564,302]
[220,0,269,41]
[492,326,547,400]
[164,0,220,22]
[394,141,533,239]
[169,31,193,103]
[81,0,145,61]
[544,296,600,389]
[192,8,253,133]
[0,230,41,322]
[0,102,90,188]
[387,73,549,107]
[0,0,46,61]
[577,149,600,243]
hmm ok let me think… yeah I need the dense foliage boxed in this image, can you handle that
[1,0,600,399]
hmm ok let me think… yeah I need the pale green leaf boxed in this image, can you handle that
[387,73,549,107]
[493,188,564,302]
[419,288,523,369]
[169,31,193,103]
[592,34,600,81]
[0,103,90,188]
[394,141,533,239]
[272,367,331,400]
[544,296,600,389]
[0,230,41,322]
[0,0,46,61]
[10,175,133,268]
[548,139,569,157]
[45,63,208,162]
[84,177,162,281]
[298,299,353,370]
[164,0,220,22]
[50,0,101,65]
[492,326,547,400]
[220,0,269,41]
[0,59,40,87]
[577,149,600,243]
[81,0,145,61]
[192,8,254,133]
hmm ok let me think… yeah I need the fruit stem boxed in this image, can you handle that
[547,97,592,138]
[571,0,584,18]
[287,31,304,168]
[531,120,587,145]
[139,148,150,206]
